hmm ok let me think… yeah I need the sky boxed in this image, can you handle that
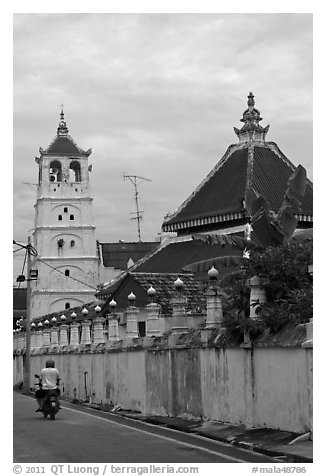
[13,12,313,281]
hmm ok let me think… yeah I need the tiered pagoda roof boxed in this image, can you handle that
[162,93,313,235]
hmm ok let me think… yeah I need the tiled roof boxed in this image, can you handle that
[132,273,206,316]
[133,239,244,274]
[252,145,313,215]
[168,147,248,224]
[101,272,207,316]
[100,241,159,270]
[45,136,83,155]
[163,142,313,233]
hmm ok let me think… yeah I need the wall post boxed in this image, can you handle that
[125,292,139,339]
[59,324,69,347]
[108,317,120,342]
[35,327,43,348]
[302,318,313,437]
[80,320,92,345]
[146,303,162,336]
[93,315,105,344]
[241,343,256,428]
[50,325,59,348]
[248,275,267,319]
[42,324,51,347]
[69,322,80,346]
[170,277,188,335]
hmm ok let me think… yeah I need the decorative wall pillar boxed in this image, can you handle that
[242,344,257,428]
[50,326,59,347]
[13,331,18,351]
[145,286,162,337]
[17,330,24,350]
[69,322,80,346]
[80,320,92,345]
[205,287,224,327]
[302,315,313,436]
[303,318,313,344]
[30,323,37,350]
[35,326,43,348]
[35,322,43,348]
[59,324,69,347]
[22,331,27,350]
[93,305,105,344]
[125,292,139,338]
[205,267,224,329]
[106,300,120,342]
[108,317,120,342]
[146,303,162,336]
[170,278,188,335]
[248,275,267,319]
[41,320,50,347]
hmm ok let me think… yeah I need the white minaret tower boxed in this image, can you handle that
[31,109,99,318]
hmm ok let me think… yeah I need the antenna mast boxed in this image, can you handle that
[123,174,151,242]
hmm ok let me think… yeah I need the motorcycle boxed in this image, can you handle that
[34,374,60,420]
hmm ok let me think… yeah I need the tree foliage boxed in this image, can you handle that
[220,239,312,341]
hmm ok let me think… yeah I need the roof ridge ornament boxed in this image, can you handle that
[57,104,69,136]
[234,92,269,144]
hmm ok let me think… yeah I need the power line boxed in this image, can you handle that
[36,256,98,291]
[13,239,98,291]
[13,240,38,256]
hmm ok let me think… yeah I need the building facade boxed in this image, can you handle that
[30,110,99,318]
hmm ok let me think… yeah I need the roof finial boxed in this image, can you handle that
[57,103,69,136]
[233,92,270,143]
[60,103,64,121]
[247,92,255,110]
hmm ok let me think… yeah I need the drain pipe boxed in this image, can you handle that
[84,371,88,402]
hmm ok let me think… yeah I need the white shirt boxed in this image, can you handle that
[40,368,60,390]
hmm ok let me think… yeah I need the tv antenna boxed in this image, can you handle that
[123,174,151,242]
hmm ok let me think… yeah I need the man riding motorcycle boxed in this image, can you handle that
[35,359,61,412]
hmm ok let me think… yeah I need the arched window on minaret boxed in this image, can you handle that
[49,160,62,182]
[69,160,81,182]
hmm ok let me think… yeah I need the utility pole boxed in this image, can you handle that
[124,174,151,242]
[23,236,32,394]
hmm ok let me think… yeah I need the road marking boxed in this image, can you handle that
[18,394,247,463]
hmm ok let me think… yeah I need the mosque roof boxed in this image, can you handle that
[162,93,313,234]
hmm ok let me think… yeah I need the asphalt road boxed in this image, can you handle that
[13,392,275,463]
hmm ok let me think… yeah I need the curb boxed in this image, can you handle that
[62,400,313,464]
[118,412,313,463]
